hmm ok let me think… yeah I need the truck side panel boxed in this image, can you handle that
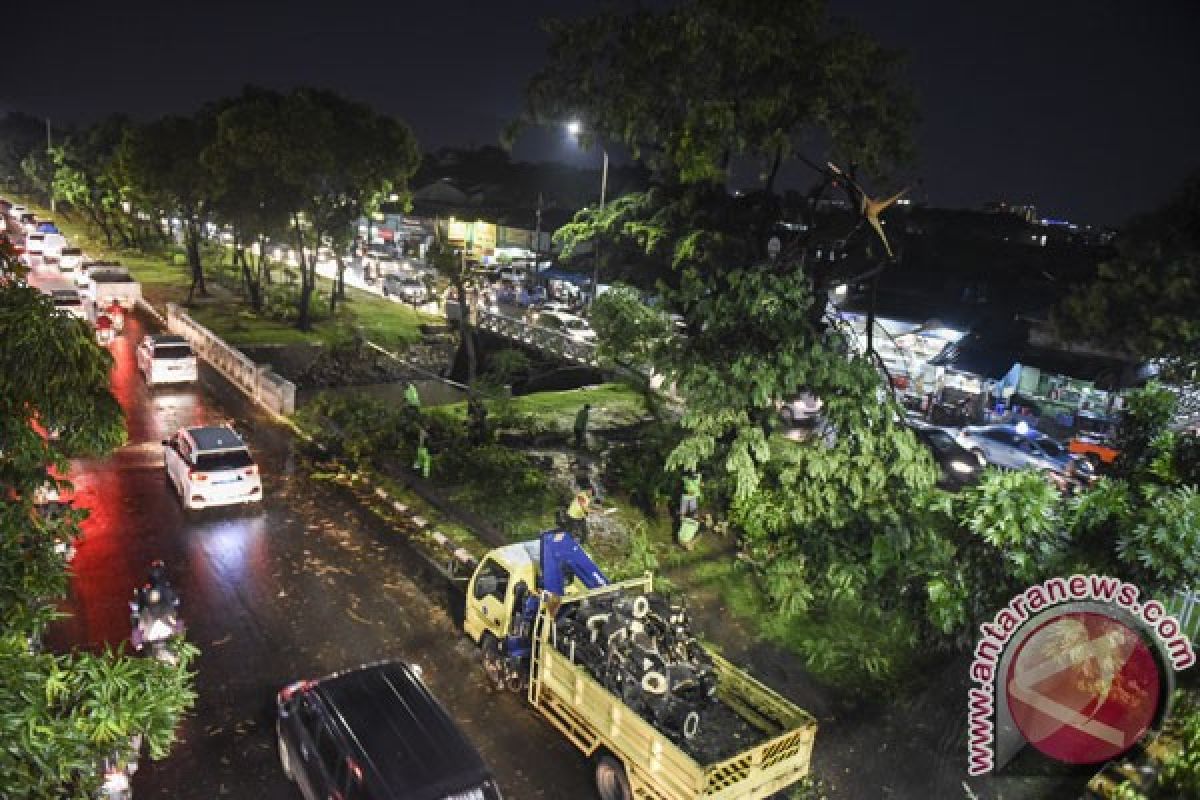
[529,585,817,800]
[532,641,702,800]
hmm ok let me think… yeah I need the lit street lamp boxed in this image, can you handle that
[567,120,608,306]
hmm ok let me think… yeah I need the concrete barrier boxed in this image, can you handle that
[165,303,297,415]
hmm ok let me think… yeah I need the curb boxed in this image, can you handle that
[340,466,479,578]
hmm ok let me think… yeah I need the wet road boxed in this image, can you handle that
[44,307,596,799]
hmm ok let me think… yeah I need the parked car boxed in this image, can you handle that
[41,232,67,263]
[536,310,596,342]
[58,247,85,283]
[25,232,45,256]
[908,418,983,490]
[778,392,824,426]
[1068,410,1121,467]
[137,334,198,386]
[162,425,262,510]
[381,273,427,303]
[49,288,90,322]
[957,423,1094,483]
[276,661,502,800]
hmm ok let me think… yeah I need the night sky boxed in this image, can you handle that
[5,0,1198,225]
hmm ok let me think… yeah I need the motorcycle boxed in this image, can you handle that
[130,601,185,665]
[130,565,184,666]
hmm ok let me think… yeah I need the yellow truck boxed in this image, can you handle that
[464,532,818,800]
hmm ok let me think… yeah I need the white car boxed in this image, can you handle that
[42,233,68,263]
[163,425,262,510]
[49,288,90,322]
[137,334,198,385]
[536,310,597,343]
[58,247,85,284]
[382,273,428,303]
[25,233,45,256]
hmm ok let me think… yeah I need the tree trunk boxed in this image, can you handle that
[293,213,314,331]
[235,232,262,310]
[454,275,477,387]
[183,216,207,305]
[255,234,272,286]
[330,252,348,316]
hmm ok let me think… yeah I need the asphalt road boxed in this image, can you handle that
[43,307,596,799]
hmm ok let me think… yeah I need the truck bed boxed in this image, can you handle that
[529,579,816,800]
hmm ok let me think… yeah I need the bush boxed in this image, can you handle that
[1116,485,1200,587]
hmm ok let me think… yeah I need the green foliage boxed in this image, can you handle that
[0,636,198,799]
[1056,170,1200,381]
[589,283,670,369]
[523,0,914,183]
[1173,433,1200,487]
[954,469,1067,583]
[484,348,532,385]
[1116,485,1200,587]
[0,251,194,798]
[1113,385,1178,481]
[605,424,680,514]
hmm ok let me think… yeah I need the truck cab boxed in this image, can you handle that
[464,539,540,647]
[465,532,608,691]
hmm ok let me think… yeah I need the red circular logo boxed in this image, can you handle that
[1006,611,1161,765]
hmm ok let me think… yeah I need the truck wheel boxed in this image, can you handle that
[594,753,632,800]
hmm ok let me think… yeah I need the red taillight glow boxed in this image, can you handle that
[190,470,208,482]
[279,679,313,704]
[244,466,258,476]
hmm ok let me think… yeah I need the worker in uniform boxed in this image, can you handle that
[564,485,593,544]
[574,403,591,450]
[413,427,433,479]
[678,471,703,548]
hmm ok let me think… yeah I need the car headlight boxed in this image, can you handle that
[951,460,976,474]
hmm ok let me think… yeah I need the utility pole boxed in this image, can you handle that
[47,118,55,214]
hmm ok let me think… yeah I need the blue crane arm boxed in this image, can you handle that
[539,530,609,595]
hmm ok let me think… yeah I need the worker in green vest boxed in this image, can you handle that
[413,427,432,479]
[677,471,702,548]
[405,381,421,410]
[565,485,593,544]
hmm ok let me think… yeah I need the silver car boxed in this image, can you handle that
[956,424,1093,480]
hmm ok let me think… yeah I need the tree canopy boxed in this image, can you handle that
[0,242,196,797]
[1057,170,1200,382]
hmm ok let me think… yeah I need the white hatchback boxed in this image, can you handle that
[137,335,198,385]
[163,425,262,510]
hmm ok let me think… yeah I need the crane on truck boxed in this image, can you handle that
[464,530,817,800]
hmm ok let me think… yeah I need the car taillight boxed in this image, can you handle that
[244,466,258,476]
[190,470,208,482]
[278,679,314,704]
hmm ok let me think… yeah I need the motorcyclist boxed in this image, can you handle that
[130,561,180,650]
